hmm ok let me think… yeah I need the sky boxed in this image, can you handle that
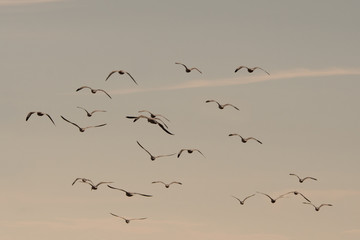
[1,0,360,239]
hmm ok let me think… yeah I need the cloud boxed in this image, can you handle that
[0,0,64,6]
[109,68,360,96]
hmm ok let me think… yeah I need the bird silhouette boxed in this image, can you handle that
[229,134,262,144]
[152,181,182,188]
[303,202,333,211]
[177,149,205,158]
[71,177,92,186]
[257,192,287,203]
[126,115,174,135]
[61,116,107,132]
[105,70,137,85]
[283,191,311,202]
[175,62,202,73]
[26,111,55,125]
[107,185,152,197]
[138,110,170,122]
[205,100,239,111]
[232,194,256,205]
[72,178,113,190]
[110,213,147,224]
[76,86,112,99]
[289,173,317,183]
[235,66,270,75]
[137,141,176,161]
[77,106,106,117]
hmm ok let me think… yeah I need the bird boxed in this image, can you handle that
[105,70,137,85]
[126,115,174,135]
[303,202,333,211]
[110,213,147,224]
[77,106,106,117]
[26,111,55,125]
[76,86,112,99]
[205,100,239,111]
[234,66,270,75]
[232,194,256,205]
[152,181,182,188]
[61,116,107,132]
[107,185,152,197]
[229,133,262,144]
[289,173,317,183]
[177,149,205,158]
[257,192,287,203]
[136,141,176,161]
[71,177,92,186]
[175,62,202,73]
[138,110,170,122]
[73,178,113,190]
[282,191,311,202]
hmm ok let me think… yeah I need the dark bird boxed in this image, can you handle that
[26,111,55,125]
[175,62,202,73]
[257,192,287,203]
[229,133,262,144]
[138,110,170,122]
[289,173,317,183]
[137,141,176,161]
[107,185,152,197]
[110,213,147,224]
[77,106,106,117]
[283,191,311,202]
[61,116,107,132]
[73,178,113,190]
[177,149,205,158]
[105,70,137,85]
[205,100,239,111]
[152,181,182,188]
[71,177,92,186]
[303,202,333,211]
[235,66,270,75]
[76,86,112,99]
[232,194,256,205]
[126,115,174,135]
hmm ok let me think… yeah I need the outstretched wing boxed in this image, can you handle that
[45,114,55,125]
[107,185,126,193]
[26,112,35,121]
[169,181,182,185]
[137,141,152,156]
[133,192,153,197]
[83,123,107,130]
[158,122,174,135]
[61,116,81,130]
[105,71,118,81]
[96,89,112,99]
[76,86,91,92]
[246,137,262,144]
[223,104,240,111]
[95,181,113,188]
[303,176,318,182]
[125,72,138,85]
[243,194,256,202]
[194,149,205,157]
[175,62,187,69]
[152,181,166,185]
[253,67,270,75]
[177,149,185,158]
[190,67,202,74]
[234,66,248,73]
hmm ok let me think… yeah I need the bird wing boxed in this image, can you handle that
[190,67,202,74]
[130,217,147,221]
[107,185,127,193]
[194,149,205,157]
[205,99,219,105]
[169,181,182,185]
[303,177,317,181]
[76,86,91,92]
[243,194,256,202]
[83,123,107,130]
[158,122,174,135]
[61,116,81,130]
[26,112,35,121]
[155,114,170,122]
[234,66,247,73]
[319,203,333,209]
[45,114,55,125]
[133,192,152,197]
[96,89,112,99]
[90,110,106,114]
[229,133,240,137]
[137,141,152,156]
[72,178,83,185]
[257,192,273,200]
[95,181,113,187]
[246,137,262,144]
[152,181,165,185]
[289,173,301,180]
[125,72,138,85]
[298,192,311,202]
[105,71,118,81]
[223,104,240,111]
[156,153,176,158]
[231,196,242,203]
[253,67,270,75]
[177,149,185,158]
[175,62,187,69]
[77,106,90,115]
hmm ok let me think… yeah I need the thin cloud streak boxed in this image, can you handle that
[110,68,360,96]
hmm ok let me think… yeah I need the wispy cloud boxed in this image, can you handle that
[109,68,360,96]
[0,0,64,6]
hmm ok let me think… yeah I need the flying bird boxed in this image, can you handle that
[76,86,112,99]
[303,202,333,211]
[107,185,152,197]
[110,213,147,224]
[126,115,174,135]
[205,100,239,111]
[152,181,182,188]
[229,134,262,144]
[283,191,311,202]
[61,116,107,132]
[234,66,270,75]
[257,192,287,203]
[137,141,176,161]
[232,194,256,205]
[177,149,205,158]
[26,111,55,125]
[105,70,137,85]
[72,178,113,190]
[175,62,202,73]
[71,177,92,186]
[77,106,106,117]
[289,173,317,183]
[138,110,170,122]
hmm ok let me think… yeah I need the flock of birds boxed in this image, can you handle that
[26,62,332,224]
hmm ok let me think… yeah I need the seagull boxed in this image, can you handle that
[61,116,107,132]
[232,194,256,205]
[26,111,55,125]
[110,213,147,224]
[137,141,176,161]
[77,106,106,117]
[73,178,113,190]
[289,173,317,183]
[126,115,174,135]
[303,202,333,211]
[76,86,112,99]
[107,185,152,197]
[229,133,262,144]
[71,177,92,185]
[283,191,311,202]
[175,62,202,73]
[257,192,287,203]
[205,100,239,111]
[177,149,205,158]
[138,110,170,122]
[152,181,182,188]
[105,70,137,85]
[234,66,270,75]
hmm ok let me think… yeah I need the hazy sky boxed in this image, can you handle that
[1,1,360,240]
